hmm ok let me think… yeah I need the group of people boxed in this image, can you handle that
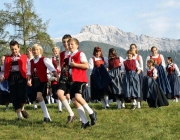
[0,34,97,129]
[0,34,179,129]
[90,44,179,110]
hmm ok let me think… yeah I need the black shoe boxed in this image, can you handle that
[44,117,51,122]
[106,106,110,109]
[89,111,97,125]
[17,118,23,121]
[131,105,137,110]
[66,115,76,123]
[81,121,90,129]
[21,110,29,118]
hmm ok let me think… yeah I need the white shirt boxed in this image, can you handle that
[132,54,143,71]
[121,59,141,73]
[27,55,56,75]
[146,67,158,77]
[88,56,108,74]
[146,54,166,69]
[167,63,180,76]
[68,50,88,75]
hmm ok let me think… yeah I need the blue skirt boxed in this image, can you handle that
[122,71,140,98]
[156,65,172,94]
[167,73,179,98]
[143,76,169,107]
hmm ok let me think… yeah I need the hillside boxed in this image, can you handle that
[56,41,180,69]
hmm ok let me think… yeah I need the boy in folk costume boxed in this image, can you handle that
[59,34,72,104]
[26,47,37,109]
[0,40,29,120]
[49,46,62,112]
[68,38,97,129]
[27,44,58,122]
[56,34,76,124]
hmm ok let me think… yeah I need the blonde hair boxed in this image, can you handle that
[68,38,79,46]
[52,46,60,51]
[32,44,43,55]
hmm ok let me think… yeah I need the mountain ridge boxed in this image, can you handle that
[53,24,180,51]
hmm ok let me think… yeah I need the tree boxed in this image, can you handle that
[0,0,54,52]
[0,10,9,45]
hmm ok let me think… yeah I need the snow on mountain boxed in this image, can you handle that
[52,24,180,51]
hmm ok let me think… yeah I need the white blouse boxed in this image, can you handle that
[166,63,180,76]
[133,54,143,71]
[88,56,108,74]
[146,67,158,77]
[146,54,166,69]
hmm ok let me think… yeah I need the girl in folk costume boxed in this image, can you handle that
[166,57,180,101]
[26,47,37,109]
[145,46,171,95]
[143,59,169,107]
[0,40,29,120]
[130,44,143,108]
[0,56,11,110]
[27,44,58,122]
[89,46,112,109]
[121,50,141,110]
[59,34,72,104]
[107,48,125,109]
[50,46,62,112]
[68,38,97,129]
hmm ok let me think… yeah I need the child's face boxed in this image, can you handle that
[151,48,158,56]
[62,38,69,50]
[109,53,114,58]
[130,45,136,53]
[68,41,78,52]
[32,47,41,57]
[0,57,5,65]
[10,45,20,56]
[166,59,171,64]
[95,51,101,57]
[127,53,133,59]
[26,49,32,57]
[147,62,153,68]
[53,48,59,56]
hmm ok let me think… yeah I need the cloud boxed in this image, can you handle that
[158,0,180,8]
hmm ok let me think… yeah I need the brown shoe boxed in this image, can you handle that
[66,115,76,123]
[21,110,29,119]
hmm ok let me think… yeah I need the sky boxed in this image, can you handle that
[0,0,180,39]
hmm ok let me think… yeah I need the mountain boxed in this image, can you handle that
[53,24,180,51]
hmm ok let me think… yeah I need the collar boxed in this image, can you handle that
[70,50,78,56]
[11,53,21,57]
[34,55,42,60]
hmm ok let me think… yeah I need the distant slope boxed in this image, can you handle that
[56,41,180,69]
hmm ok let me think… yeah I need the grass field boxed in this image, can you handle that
[0,101,180,140]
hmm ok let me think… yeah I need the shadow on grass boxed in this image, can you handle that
[0,118,76,128]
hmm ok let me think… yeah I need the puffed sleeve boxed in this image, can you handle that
[88,57,94,75]
[174,64,180,76]
[43,58,56,72]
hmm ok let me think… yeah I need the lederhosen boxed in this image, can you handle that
[7,57,27,110]
[57,54,70,94]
